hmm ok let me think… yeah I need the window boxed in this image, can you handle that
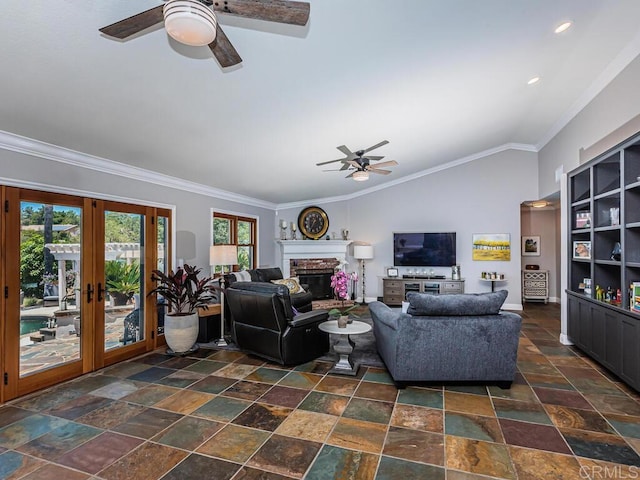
[212,212,256,272]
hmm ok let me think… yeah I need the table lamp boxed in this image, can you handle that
[353,244,374,304]
[209,244,238,346]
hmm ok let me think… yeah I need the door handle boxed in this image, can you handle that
[97,282,106,302]
[87,283,94,303]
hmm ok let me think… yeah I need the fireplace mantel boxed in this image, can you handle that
[276,240,352,278]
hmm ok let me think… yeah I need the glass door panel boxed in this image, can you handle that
[156,214,169,337]
[19,200,83,377]
[104,210,145,351]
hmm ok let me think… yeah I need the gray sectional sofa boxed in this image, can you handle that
[369,290,521,388]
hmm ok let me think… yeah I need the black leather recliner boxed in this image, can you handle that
[225,282,329,365]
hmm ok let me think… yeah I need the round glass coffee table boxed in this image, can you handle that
[318,319,372,375]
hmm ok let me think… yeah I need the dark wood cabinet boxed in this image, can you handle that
[567,131,640,392]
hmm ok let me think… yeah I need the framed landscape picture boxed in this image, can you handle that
[472,233,511,261]
[522,235,540,256]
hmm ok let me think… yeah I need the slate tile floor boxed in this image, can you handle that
[1,303,640,479]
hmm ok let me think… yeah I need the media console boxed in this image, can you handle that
[382,277,465,306]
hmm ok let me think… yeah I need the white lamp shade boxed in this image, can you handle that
[210,245,238,266]
[164,0,217,47]
[354,245,374,260]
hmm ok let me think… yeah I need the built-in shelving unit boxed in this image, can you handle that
[567,133,640,391]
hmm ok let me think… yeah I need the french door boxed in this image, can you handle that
[0,187,171,402]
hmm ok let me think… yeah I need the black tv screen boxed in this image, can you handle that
[393,232,456,267]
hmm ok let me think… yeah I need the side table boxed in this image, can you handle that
[318,320,372,375]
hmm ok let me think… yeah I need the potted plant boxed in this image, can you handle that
[106,261,140,306]
[328,270,359,328]
[148,264,215,354]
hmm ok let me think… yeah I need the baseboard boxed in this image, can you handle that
[559,333,574,345]
[504,303,523,311]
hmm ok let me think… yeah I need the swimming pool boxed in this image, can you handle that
[20,316,52,335]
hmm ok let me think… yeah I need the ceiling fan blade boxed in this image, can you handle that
[371,160,398,169]
[369,168,392,175]
[99,5,164,39]
[362,140,389,154]
[336,145,356,158]
[212,0,310,26]
[366,155,384,161]
[316,158,346,166]
[209,24,242,67]
[339,162,352,171]
[347,160,361,169]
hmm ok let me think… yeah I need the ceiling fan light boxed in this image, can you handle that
[530,200,548,208]
[353,171,369,182]
[163,0,217,47]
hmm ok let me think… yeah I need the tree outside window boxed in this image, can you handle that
[212,213,256,273]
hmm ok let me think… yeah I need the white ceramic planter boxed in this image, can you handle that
[164,312,199,353]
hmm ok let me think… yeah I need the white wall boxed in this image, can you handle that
[520,207,560,301]
[278,149,538,309]
[0,149,276,270]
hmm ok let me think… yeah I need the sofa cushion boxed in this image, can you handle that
[256,267,284,282]
[271,277,305,294]
[407,290,508,316]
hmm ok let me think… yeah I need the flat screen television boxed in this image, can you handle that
[393,232,457,267]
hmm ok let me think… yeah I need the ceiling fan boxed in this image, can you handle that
[99,0,310,67]
[317,141,398,181]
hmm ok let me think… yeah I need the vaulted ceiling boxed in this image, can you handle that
[2,1,640,205]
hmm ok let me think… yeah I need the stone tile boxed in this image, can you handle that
[247,434,322,479]
[90,380,141,399]
[101,361,151,378]
[135,352,173,365]
[327,417,387,454]
[126,366,175,383]
[294,360,333,375]
[342,397,394,424]
[445,412,503,442]
[232,403,292,432]
[208,350,247,362]
[361,367,395,385]
[444,391,495,417]
[183,359,227,375]
[390,404,443,433]
[354,381,398,402]
[46,394,114,420]
[377,455,445,480]
[153,390,214,414]
[160,453,240,480]
[545,405,615,434]
[192,396,251,422]
[221,380,272,401]
[197,424,269,463]
[0,450,46,479]
[76,401,147,429]
[158,356,200,370]
[235,353,269,366]
[214,362,259,379]
[560,427,640,466]
[383,426,444,465]
[121,384,181,406]
[522,373,575,391]
[16,422,102,460]
[278,371,323,390]
[397,387,443,409]
[498,418,572,454]
[13,387,84,411]
[0,406,34,428]
[583,393,640,416]
[0,413,69,449]
[152,416,223,450]
[305,444,378,480]
[492,397,552,425]
[314,376,360,396]
[577,457,640,480]
[188,375,237,394]
[445,436,516,479]
[533,387,593,410]
[57,432,143,475]
[604,412,640,439]
[297,391,349,416]
[275,409,338,443]
[155,370,205,389]
[245,367,289,384]
[19,463,91,480]
[488,383,538,402]
[98,441,187,480]
[111,407,183,438]
[258,385,309,408]
[508,445,585,480]
[445,385,489,396]
[232,467,293,480]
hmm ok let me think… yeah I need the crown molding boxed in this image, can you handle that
[275,143,538,210]
[536,29,640,151]
[0,130,277,210]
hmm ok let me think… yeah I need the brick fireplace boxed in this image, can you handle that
[290,258,340,300]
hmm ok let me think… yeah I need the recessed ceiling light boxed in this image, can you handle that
[527,76,540,85]
[555,21,572,34]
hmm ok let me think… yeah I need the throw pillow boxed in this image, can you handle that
[234,270,252,282]
[271,277,305,294]
[407,290,508,316]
